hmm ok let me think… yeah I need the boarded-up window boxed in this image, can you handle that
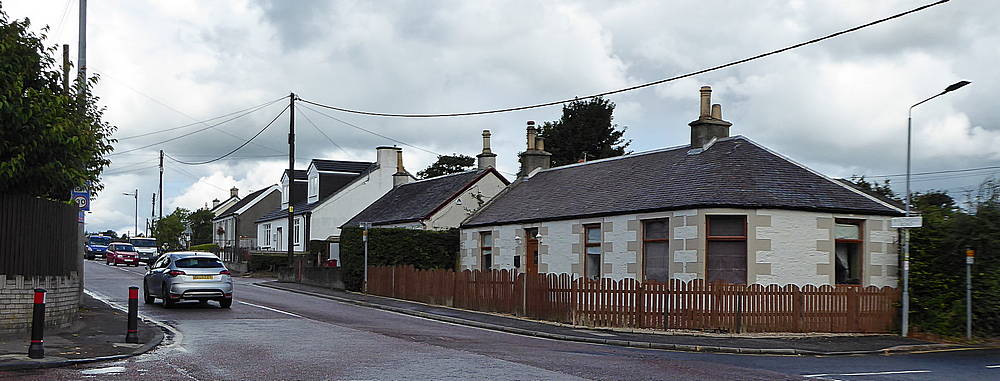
[706,215,747,284]
[585,224,602,280]
[642,219,670,282]
[834,220,863,285]
[480,232,493,271]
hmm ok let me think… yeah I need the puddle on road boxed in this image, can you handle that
[80,366,126,375]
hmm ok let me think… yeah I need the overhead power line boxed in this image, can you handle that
[867,164,1000,179]
[298,0,949,118]
[116,96,288,141]
[300,104,520,177]
[165,105,290,165]
[110,100,284,157]
[298,107,350,156]
[298,103,442,156]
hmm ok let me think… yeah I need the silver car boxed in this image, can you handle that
[143,252,234,308]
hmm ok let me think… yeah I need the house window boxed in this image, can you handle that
[282,183,289,205]
[706,215,747,284]
[834,220,863,285]
[263,223,272,246]
[642,219,670,282]
[480,232,493,271]
[293,218,301,245]
[584,224,602,280]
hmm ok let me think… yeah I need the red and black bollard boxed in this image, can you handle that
[27,288,46,359]
[125,286,139,344]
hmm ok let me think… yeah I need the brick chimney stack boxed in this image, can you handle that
[518,121,552,178]
[688,86,732,149]
[393,148,409,187]
[477,130,497,169]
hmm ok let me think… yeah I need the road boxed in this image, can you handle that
[2,260,997,380]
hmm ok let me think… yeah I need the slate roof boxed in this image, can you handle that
[256,160,376,223]
[312,159,373,173]
[284,169,308,180]
[213,187,275,220]
[344,169,507,227]
[463,136,903,227]
[255,199,320,222]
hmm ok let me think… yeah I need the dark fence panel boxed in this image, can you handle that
[0,194,79,276]
[367,265,900,333]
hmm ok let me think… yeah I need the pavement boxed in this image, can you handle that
[257,281,950,356]
[6,260,1000,380]
[0,292,164,371]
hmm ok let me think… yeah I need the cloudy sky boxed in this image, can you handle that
[6,0,998,235]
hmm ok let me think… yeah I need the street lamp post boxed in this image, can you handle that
[901,80,970,337]
[123,189,138,238]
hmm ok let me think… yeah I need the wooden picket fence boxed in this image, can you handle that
[366,265,900,333]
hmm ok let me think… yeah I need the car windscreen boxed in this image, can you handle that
[130,239,157,247]
[88,237,111,245]
[174,257,224,268]
[111,245,136,252]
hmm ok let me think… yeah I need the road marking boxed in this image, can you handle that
[238,300,304,318]
[987,365,1000,368]
[803,370,931,377]
[83,289,188,352]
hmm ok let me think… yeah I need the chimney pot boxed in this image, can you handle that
[526,121,537,150]
[230,186,239,198]
[535,136,545,151]
[689,86,732,149]
[711,104,722,119]
[699,86,712,117]
[477,130,497,169]
[393,148,409,186]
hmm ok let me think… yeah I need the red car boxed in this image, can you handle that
[106,243,140,266]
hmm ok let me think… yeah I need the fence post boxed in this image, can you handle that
[847,287,859,332]
[792,286,803,333]
[635,281,644,328]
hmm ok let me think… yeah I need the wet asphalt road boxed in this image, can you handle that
[1,260,997,380]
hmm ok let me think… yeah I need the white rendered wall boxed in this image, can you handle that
[425,173,508,230]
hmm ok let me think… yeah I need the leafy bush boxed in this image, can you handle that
[188,243,219,252]
[909,179,1000,338]
[339,227,458,291]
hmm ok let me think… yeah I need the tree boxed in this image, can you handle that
[152,208,190,252]
[188,208,214,245]
[0,9,116,200]
[847,175,898,202]
[417,154,474,179]
[538,97,630,168]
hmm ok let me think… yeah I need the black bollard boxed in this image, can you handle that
[27,288,46,359]
[125,286,139,343]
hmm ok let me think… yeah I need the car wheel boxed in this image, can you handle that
[143,281,155,304]
[219,298,233,309]
[162,283,175,308]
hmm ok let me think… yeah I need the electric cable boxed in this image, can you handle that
[298,107,350,156]
[110,101,286,157]
[163,105,289,165]
[298,0,948,118]
[116,96,287,141]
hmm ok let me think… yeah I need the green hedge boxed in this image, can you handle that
[189,243,219,252]
[340,227,459,291]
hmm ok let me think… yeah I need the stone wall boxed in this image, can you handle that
[0,273,80,334]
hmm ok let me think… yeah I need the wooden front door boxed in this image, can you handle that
[525,228,539,275]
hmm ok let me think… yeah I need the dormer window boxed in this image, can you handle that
[308,174,319,202]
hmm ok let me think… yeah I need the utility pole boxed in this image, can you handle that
[361,222,370,293]
[61,44,70,93]
[966,248,974,339]
[77,0,86,101]
[159,150,164,219]
[151,193,156,235]
[287,93,295,265]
